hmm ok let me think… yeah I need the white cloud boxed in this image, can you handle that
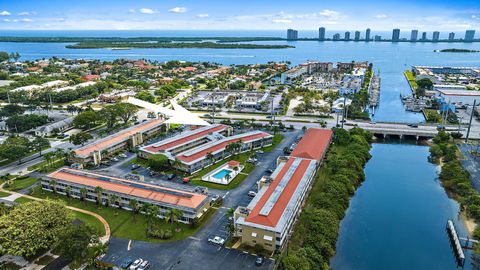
[0,11,11,16]
[139,8,155,14]
[318,10,338,18]
[18,12,32,16]
[3,19,10,22]
[376,14,388,19]
[197,13,209,18]
[20,18,33,22]
[128,9,136,13]
[272,18,292,23]
[169,7,187,14]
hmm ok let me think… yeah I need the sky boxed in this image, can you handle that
[0,0,479,32]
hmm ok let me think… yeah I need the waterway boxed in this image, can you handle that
[0,30,479,268]
[331,142,473,270]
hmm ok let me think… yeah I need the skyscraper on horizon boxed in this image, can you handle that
[421,32,427,41]
[319,27,326,40]
[365,28,371,41]
[344,31,350,41]
[432,31,440,41]
[287,29,298,40]
[354,31,361,41]
[333,33,340,40]
[465,30,476,41]
[392,29,400,41]
[411,30,418,41]
[448,32,455,41]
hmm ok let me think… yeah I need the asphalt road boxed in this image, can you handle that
[459,144,480,192]
[102,130,301,270]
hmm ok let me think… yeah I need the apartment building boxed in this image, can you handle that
[234,128,333,252]
[43,168,211,223]
[139,124,273,173]
[73,119,164,165]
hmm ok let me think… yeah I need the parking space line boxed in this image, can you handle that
[188,236,201,241]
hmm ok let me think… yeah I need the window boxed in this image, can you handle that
[263,235,273,241]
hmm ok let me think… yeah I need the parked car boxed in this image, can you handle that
[248,191,257,197]
[182,177,190,184]
[408,123,419,128]
[255,256,264,266]
[119,153,128,158]
[131,164,140,170]
[256,150,264,154]
[265,169,274,174]
[208,236,225,245]
[120,258,134,269]
[112,157,119,162]
[167,174,177,180]
[137,260,150,270]
[129,259,143,270]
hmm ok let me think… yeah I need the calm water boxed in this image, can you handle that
[0,31,478,269]
[331,143,472,270]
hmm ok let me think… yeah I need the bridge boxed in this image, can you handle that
[359,126,439,139]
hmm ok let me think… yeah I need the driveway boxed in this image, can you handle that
[103,130,301,269]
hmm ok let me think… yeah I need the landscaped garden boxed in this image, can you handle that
[28,186,216,242]
[3,176,38,192]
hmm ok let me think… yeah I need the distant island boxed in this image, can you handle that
[436,48,480,53]
[65,41,294,49]
[0,36,293,49]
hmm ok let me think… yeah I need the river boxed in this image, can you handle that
[0,30,479,269]
[331,142,473,269]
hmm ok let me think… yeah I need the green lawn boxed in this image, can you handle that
[404,70,418,92]
[27,159,65,172]
[28,186,216,242]
[0,191,10,197]
[72,211,106,236]
[14,197,35,204]
[4,177,39,191]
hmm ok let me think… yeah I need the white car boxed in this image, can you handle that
[138,260,150,270]
[129,259,143,270]
[208,236,225,245]
[248,191,257,197]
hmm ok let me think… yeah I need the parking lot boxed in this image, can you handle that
[101,130,302,270]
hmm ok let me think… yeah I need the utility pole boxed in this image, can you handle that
[465,100,476,143]
[211,90,216,124]
[341,96,346,129]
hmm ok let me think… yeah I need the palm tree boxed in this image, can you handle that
[94,186,103,206]
[80,187,88,205]
[49,180,57,194]
[225,223,235,236]
[129,199,139,221]
[165,209,183,231]
[224,173,231,184]
[206,152,215,166]
[65,186,72,199]
[110,194,120,215]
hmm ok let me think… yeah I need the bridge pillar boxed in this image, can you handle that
[399,134,404,140]
[416,135,419,141]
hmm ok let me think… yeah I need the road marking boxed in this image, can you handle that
[127,240,132,251]
[189,236,201,241]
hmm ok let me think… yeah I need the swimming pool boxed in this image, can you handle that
[212,169,232,179]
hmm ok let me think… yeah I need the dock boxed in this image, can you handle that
[446,219,466,266]
[368,75,380,109]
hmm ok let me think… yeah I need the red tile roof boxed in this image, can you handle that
[75,119,163,157]
[82,74,100,81]
[143,124,228,153]
[290,128,333,161]
[245,158,312,227]
[48,168,207,209]
[176,132,271,163]
[244,128,332,228]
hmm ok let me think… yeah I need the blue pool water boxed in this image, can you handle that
[212,169,232,179]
